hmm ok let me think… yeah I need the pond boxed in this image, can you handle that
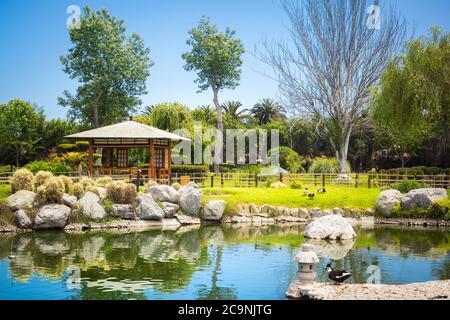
[0,224,449,300]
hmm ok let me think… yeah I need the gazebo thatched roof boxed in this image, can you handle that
[65,120,190,141]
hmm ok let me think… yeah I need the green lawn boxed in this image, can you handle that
[0,185,11,202]
[202,186,381,212]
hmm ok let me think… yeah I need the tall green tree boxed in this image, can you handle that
[191,105,217,126]
[222,101,248,124]
[251,98,286,125]
[59,6,153,128]
[137,102,193,132]
[182,17,244,171]
[0,100,45,166]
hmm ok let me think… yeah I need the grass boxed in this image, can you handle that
[202,186,381,213]
[0,185,11,202]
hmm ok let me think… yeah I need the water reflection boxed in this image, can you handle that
[0,224,449,300]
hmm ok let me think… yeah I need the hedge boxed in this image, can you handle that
[171,164,210,175]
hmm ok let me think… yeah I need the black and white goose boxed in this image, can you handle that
[326,264,352,284]
[302,188,309,196]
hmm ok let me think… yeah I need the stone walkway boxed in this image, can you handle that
[286,280,450,300]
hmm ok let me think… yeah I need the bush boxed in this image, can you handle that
[78,177,95,190]
[388,179,430,193]
[86,186,100,196]
[106,181,137,204]
[0,200,15,226]
[171,182,181,191]
[101,198,114,215]
[57,175,74,194]
[73,183,85,199]
[36,177,65,205]
[172,164,210,174]
[270,181,287,189]
[25,160,71,174]
[10,168,34,192]
[33,171,54,189]
[289,181,302,189]
[308,157,351,173]
[144,180,158,189]
[262,177,275,188]
[95,176,113,187]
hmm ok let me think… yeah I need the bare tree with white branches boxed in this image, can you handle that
[258,0,406,173]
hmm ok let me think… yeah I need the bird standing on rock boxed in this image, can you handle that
[326,264,352,284]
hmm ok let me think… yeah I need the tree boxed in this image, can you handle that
[192,105,217,126]
[222,101,249,124]
[182,17,244,171]
[0,100,45,167]
[251,98,286,125]
[140,102,193,132]
[59,6,152,128]
[258,0,406,173]
[39,119,80,153]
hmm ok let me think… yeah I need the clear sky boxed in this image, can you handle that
[0,0,449,120]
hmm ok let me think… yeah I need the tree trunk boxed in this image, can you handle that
[15,145,19,168]
[336,125,352,173]
[212,87,223,173]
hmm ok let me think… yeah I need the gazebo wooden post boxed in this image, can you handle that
[149,139,155,181]
[166,144,171,181]
[88,139,94,177]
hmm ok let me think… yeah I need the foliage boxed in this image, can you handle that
[41,119,80,152]
[36,177,65,205]
[172,164,210,174]
[101,198,114,215]
[33,171,54,189]
[171,183,181,191]
[25,160,71,174]
[391,199,450,220]
[289,181,302,189]
[86,185,100,196]
[140,102,193,132]
[78,177,95,190]
[106,181,137,204]
[191,105,217,126]
[0,99,45,166]
[222,101,249,124]
[144,180,158,189]
[10,168,34,192]
[270,181,287,189]
[59,6,153,127]
[58,175,74,194]
[308,157,351,173]
[273,146,304,173]
[386,179,431,193]
[251,98,286,125]
[73,183,85,199]
[96,176,113,187]
[0,200,15,227]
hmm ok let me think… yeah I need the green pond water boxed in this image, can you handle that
[0,224,449,300]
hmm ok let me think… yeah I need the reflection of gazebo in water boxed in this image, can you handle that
[66,121,190,182]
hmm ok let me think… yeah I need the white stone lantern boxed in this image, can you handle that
[295,244,319,284]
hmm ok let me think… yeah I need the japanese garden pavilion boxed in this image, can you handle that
[65,120,190,182]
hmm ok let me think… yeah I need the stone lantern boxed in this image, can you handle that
[295,244,319,284]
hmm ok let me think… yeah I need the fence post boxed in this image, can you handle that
[368,174,371,189]
[314,174,317,186]
[211,175,214,188]
[355,173,359,188]
[220,173,224,187]
[322,173,325,187]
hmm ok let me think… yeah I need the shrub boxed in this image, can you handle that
[388,179,430,193]
[289,181,302,189]
[0,200,15,227]
[33,171,54,189]
[270,181,287,189]
[101,198,114,215]
[308,157,351,173]
[144,180,158,189]
[171,164,210,174]
[96,176,113,187]
[106,181,137,204]
[36,177,65,205]
[10,168,34,192]
[78,177,95,190]
[171,182,181,191]
[57,175,74,194]
[86,186,100,196]
[25,160,71,174]
[262,177,275,188]
[73,183,85,199]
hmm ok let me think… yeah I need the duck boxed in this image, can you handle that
[308,192,315,198]
[302,188,309,196]
[326,264,352,284]
[317,187,326,194]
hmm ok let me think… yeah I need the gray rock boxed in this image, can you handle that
[179,182,202,216]
[400,188,448,210]
[176,214,201,225]
[250,203,260,215]
[260,204,269,214]
[7,190,36,211]
[162,202,179,218]
[111,204,135,220]
[304,214,356,240]
[33,204,70,229]
[149,185,180,203]
[14,209,32,229]
[77,192,106,220]
[202,200,227,221]
[298,208,309,219]
[310,207,323,218]
[136,193,164,220]
[333,208,344,215]
[62,193,77,208]
[375,189,402,218]
[97,187,107,200]
[323,209,333,216]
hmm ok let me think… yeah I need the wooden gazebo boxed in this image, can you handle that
[66,121,190,182]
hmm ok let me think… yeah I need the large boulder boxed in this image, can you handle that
[375,189,401,218]
[77,192,106,220]
[400,188,448,210]
[162,202,179,218]
[136,193,164,220]
[201,200,227,221]
[7,190,36,211]
[33,204,70,229]
[304,214,356,240]
[111,204,135,220]
[14,209,32,229]
[179,182,202,216]
[148,185,180,203]
[62,193,77,208]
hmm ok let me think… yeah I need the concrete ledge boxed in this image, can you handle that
[65,218,181,232]
[286,280,450,300]
[375,218,450,228]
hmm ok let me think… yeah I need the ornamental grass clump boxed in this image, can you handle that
[35,177,65,205]
[171,182,181,191]
[106,181,137,204]
[57,175,74,194]
[73,183,85,199]
[33,171,54,189]
[270,181,287,189]
[95,176,113,187]
[10,168,34,192]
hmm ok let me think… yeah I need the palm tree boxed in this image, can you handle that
[192,104,217,125]
[222,101,249,123]
[251,98,286,125]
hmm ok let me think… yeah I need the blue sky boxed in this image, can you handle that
[0,0,449,120]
